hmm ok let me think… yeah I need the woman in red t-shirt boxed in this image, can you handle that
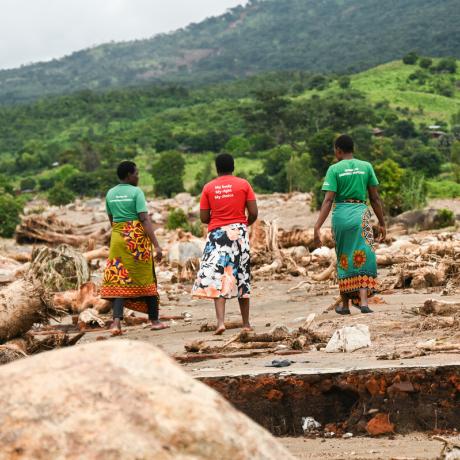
[192,153,258,335]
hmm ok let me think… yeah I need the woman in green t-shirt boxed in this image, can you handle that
[101,161,168,334]
[314,135,386,314]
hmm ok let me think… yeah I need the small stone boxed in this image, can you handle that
[366,413,395,436]
[343,432,353,439]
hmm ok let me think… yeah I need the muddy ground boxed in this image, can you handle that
[76,276,459,459]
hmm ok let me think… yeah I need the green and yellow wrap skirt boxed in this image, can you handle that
[100,220,159,313]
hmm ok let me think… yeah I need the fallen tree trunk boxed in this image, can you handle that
[418,299,460,316]
[312,261,336,282]
[0,245,90,343]
[199,321,243,332]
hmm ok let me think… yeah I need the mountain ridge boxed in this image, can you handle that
[1,0,459,104]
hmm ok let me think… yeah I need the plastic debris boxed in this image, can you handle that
[302,417,321,433]
[324,324,372,353]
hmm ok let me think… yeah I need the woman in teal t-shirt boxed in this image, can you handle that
[101,161,168,334]
[314,135,386,315]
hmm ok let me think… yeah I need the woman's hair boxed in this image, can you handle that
[334,134,354,153]
[215,153,235,174]
[117,161,137,180]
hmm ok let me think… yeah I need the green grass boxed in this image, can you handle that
[427,179,460,199]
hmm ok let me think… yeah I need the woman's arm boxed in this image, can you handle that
[368,186,386,241]
[200,209,211,224]
[246,200,258,226]
[108,214,113,225]
[138,212,163,261]
[314,191,336,247]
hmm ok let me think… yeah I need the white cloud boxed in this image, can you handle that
[0,0,247,69]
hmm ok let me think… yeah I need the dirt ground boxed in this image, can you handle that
[76,276,459,460]
[281,433,444,460]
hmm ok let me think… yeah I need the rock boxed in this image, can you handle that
[366,413,395,436]
[0,341,293,460]
[325,324,372,353]
[168,240,205,264]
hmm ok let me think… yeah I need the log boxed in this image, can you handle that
[312,261,336,282]
[0,341,292,459]
[419,299,460,316]
[0,245,90,342]
[175,350,269,363]
[53,282,111,314]
[199,321,243,332]
[84,246,109,261]
[239,330,289,343]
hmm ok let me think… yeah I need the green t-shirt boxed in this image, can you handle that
[105,184,148,222]
[322,159,379,202]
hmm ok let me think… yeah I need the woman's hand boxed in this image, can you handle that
[378,225,387,243]
[154,246,163,262]
[314,227,322,248]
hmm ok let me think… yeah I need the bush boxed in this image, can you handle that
[403,52,418,65]
[0,195,22,237]
[152,151,185,197]
[38,177,56,191]
[47,183,76,206]
[433,209,455,229]
[434,57,457,74]
[166,208,189,231]
[20,177,36,191]
[400,172,427,211]
[166,207,203,236]
[419,57,432,69]
[0,174,15,195]
[338,76,351,89]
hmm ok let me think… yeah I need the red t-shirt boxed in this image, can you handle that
[200,176,256,231]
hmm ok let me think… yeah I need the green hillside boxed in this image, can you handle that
[298,59,460,125]
[1,0,459,103]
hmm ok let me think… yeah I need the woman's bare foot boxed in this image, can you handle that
[110,318,123,336]
[150,320,169,331]
[214,325,226,335]
[242,324,254,332]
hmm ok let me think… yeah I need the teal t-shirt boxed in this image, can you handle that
[105,184,148,222]
[322,159,379,202]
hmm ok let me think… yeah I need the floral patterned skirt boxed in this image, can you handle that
[332,203,378,300]
[192,224,250,300]
[100,220,159,313]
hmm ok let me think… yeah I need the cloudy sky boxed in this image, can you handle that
[0,0,247,70]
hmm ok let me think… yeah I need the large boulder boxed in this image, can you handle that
[0,340,293,460]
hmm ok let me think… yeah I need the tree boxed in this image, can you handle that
[402,52,418,65]
[410,150,441,178]
[0,195,22,237]
[152,151,185,197]
[374,159,404,215]
[47,183,76,206]
[451,141,460,182]
[192,161,215,195]
[286,152,315,192]
[419,57,432,69]
[307,128,335,176]
[224,136,251,156]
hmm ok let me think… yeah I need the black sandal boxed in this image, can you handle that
[358,305,373,314]
[335,306,351,315]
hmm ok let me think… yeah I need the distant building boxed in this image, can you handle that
[371,127,385,137]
